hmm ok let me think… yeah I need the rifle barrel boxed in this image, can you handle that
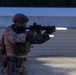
[56,27,67,30]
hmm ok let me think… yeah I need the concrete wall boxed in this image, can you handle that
[0,16,76,27]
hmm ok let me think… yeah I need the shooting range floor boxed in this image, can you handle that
[27,56,76,75]
[1,56,76,75]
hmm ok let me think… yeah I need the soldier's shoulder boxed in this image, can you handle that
[4,26,12,34]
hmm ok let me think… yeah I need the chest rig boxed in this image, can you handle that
[11,24,30,55]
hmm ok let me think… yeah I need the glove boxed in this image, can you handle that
[27,30,35,37]
[35,29,41,34]
[46,30,54,34]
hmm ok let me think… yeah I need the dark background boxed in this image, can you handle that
[0,0,76,7]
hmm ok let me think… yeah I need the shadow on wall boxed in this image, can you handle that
[27,56,76,75]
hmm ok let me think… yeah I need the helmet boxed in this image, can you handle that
[13,13,29,23]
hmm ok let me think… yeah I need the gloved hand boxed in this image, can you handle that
[35,29,41,34]
[27,30,35,37]
[46,30,54,34]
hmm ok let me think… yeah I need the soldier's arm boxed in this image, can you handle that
[4,28,15,44]
[27,31,50,44]
[0,39,2,50]
[0,36,3,46]
[0,36,3,51]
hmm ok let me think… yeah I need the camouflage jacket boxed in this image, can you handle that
[3,26,50,56]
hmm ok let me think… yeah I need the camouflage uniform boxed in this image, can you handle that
[2,13,51,75]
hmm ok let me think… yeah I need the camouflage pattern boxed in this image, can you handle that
[2,24,50,75]
[0,66,6,74]
[4,26,50,55]
[4,26,30,55]
[6,57,29,75]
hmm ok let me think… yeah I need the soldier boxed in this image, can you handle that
[1,13,54,75]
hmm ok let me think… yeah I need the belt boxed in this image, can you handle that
[6,56,26,68]
[7,56,26,62]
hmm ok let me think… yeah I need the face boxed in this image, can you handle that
[15,21,26,27]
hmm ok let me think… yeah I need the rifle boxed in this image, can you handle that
[12,23,56,34]
[27,23,55,32]
[25,23,67,31]
[12,23,67,34]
